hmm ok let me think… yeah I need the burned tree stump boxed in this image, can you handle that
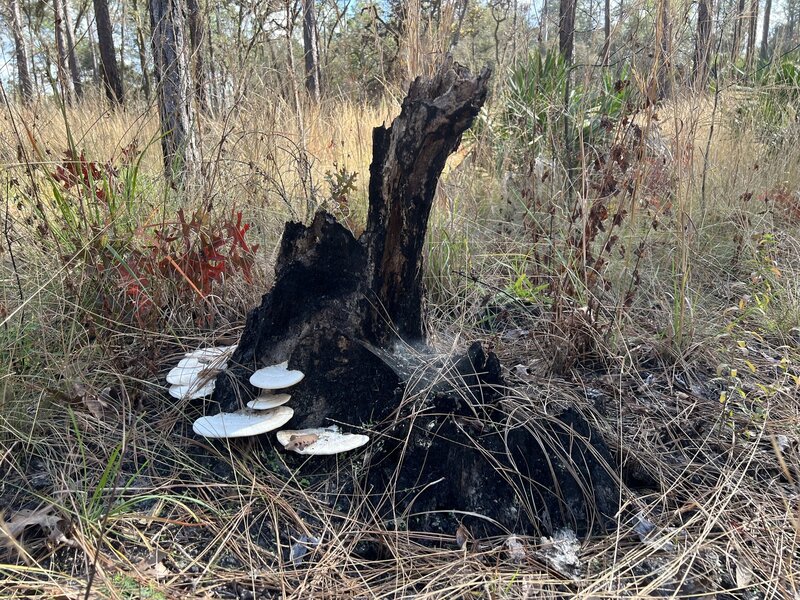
[212,58,620,537]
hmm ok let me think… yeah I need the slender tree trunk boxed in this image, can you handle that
[9,0,34,104]
[744,0,758,70]
[186,0,208,112]
[450,0,468,49]
[731,0,745,62]
[149,0,200,184]
[61,0,83,97]
[693,0,713,89]
[760,0,772,62]
[132,0,152,100]
[53,0,77,103]
[601,0,611,65]
[206,4,218,110]
[94,0,124,104]
[542,0,549,46]
[87,17,100,85]
[656,0,672,99]
[558,0,577,61]
[301,0,321,102]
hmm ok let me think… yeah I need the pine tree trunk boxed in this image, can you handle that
[149,0,200,184]
[61,0,83,98]
[53,0,76,104]
[10,0,34,104]
[94,0,124,105]
[558,0,576,61]
[693,0,713,89]
[744,0,759,71]
[731,0,746,62]
[301,0,321,102]
[601,0,611,65]
[760,0,772,62]
[186,0,208,112]
[132,0,152,100]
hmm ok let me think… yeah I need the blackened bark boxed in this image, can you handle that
[216,57,491,422]
[210,59,620,538]
[94,0,125,105]
[363,61,491,343]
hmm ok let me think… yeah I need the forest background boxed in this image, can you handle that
[1,0,800,597]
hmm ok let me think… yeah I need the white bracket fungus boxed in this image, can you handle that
[193,406,294,438]
[167,359,226,385]
[167,345,235,397]
[184,345,236,360]
[250,361,304,390]
[169,380,216,400]
[247,393,291,410]
[276,426,369,455]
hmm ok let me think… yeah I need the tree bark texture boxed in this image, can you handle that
[94,0,125,105]
[656,0,672,99]
[301,0,321,102]
[761,0,772,62]
[210,59,620,538]
[132,0,152,100]
[53,0,76,104]
[9,0,34,103]
[745,0,759,70]
[602,0,611,65]
[558,0,576,62]
[693,0,713,89]
[149,0,200,184]
[186,0,208,112]
[731,0,745,62]
[61,0,83,98]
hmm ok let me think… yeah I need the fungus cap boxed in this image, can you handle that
[247,393,291,410]
[250,361,304,390]
[169,380,215,400]
[167,362,222,385]
[276,427,369,455]
[193,406,294,438]
[184,345,236,360]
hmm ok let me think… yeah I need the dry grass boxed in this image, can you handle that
[1,80,799,599]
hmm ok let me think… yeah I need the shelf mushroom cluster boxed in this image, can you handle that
[167,345,236,400]
[167,348,369,455]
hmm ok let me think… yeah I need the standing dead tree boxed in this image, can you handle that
[212,58,620,537]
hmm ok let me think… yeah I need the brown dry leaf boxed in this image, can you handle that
[0,505,74,560]
[455,523,470,549]
[134,551,171,581]
[71,382,108,420]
